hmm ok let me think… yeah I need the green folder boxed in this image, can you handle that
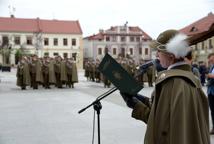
[98,53,143,95]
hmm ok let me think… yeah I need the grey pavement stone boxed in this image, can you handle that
[0,68,213,144]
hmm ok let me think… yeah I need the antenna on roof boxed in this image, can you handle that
[124,21,128,27]
[8,5,16,18]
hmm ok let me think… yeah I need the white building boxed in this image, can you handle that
[0,16,83,69]
[83,25,152,62]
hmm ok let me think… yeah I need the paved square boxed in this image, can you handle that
[0,68,213,144]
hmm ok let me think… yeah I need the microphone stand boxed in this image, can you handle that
[78,87,118,144]
[78,61,152,144]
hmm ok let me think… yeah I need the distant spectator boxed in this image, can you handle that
[199,61,207,86]
[184,51,200,78]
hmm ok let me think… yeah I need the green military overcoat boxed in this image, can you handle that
[48,60,56,84]
[60,60,68,82]
[16,62,31,86]
[71,62,78,83]
[132,64,210,144]
[36,60,44,83]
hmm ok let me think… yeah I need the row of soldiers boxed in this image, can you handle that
[16,55,78,90]
[84,58,156,88]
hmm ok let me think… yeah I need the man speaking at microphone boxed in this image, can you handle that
[120,29,210,144]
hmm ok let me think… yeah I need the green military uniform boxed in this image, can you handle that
[89,62,96,81]
[132,64,210,144]
[84,61,90,80]
[66,59,73,88]
[36,59,44,85]
[146,65,154,87]
[48,59,56,85]
[30,58,38,89]
[95,61,101,83]
[102,75,111,88]
[16,59,31,90]
[60,59,68,86]
[71,62,78,87]
[42,59,50,89]
[55,58,62,88]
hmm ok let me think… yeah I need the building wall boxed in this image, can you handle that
[83,38,152,62]
[0,32,83,69]
[191,36,214,62]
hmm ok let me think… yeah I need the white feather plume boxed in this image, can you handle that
[166,34,190,58]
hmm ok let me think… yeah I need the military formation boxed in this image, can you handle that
[84,57,156,88]
[16,55,78,90]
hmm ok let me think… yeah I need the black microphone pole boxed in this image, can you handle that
[78,59,157,144]
[78,87,117,144]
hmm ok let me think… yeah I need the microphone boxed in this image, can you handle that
[136,59,158,76]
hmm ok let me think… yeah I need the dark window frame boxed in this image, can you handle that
[53,38,58,46]
[14,36,20,45]
[63,38,68,46]
[72,38,76,46]
[26,36,33,45]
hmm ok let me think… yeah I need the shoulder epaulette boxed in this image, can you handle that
[156,69,201,88]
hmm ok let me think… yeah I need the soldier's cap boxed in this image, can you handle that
[149,29,191,58]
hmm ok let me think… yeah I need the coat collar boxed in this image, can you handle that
[168,62,192,72]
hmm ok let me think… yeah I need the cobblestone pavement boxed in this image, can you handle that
[0,68,213,144]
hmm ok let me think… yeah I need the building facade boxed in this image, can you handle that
[83,25,152,62]
[0,16,83,69]
[180,12,214,62]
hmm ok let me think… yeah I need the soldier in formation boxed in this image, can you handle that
[84,57,156,88]
[16,55,78,90]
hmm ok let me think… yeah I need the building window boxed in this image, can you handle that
[63,53,68,59]
[14,36,20,45]
[130,48,133,55]
[44,52,49,56]
[121,48,125,57]
[130,37,134,42]
[190,26,198,32]
[53,38,58,46]
[106,36,110,41]
[195,44,198,50]
[145,48,149,55]
[112,36,117,42]
[63,38,68,46]
[2,36,9,46]
[209,39,213,49]
[98,48,102,55]
[72,38,76,46]
[121,36,126,42]
[27,36,32,45]
[44,38,49,46]
[72,53,77,61]
[53,52,59,56]
[120,27,126,32]
[139,47,142,55]
[136,37,140,42]
[201,41,204,50]
[113,48,117,55]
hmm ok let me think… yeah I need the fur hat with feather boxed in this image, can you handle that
[150,29,191,58]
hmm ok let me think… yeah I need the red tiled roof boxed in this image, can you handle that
[85,33,104,40]
[0,17,82,34]
[180,12,214,36]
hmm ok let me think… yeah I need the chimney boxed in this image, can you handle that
[208,12,213,16]
[99,29,104,33]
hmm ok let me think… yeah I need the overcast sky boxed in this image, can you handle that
[0,0,213,38]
